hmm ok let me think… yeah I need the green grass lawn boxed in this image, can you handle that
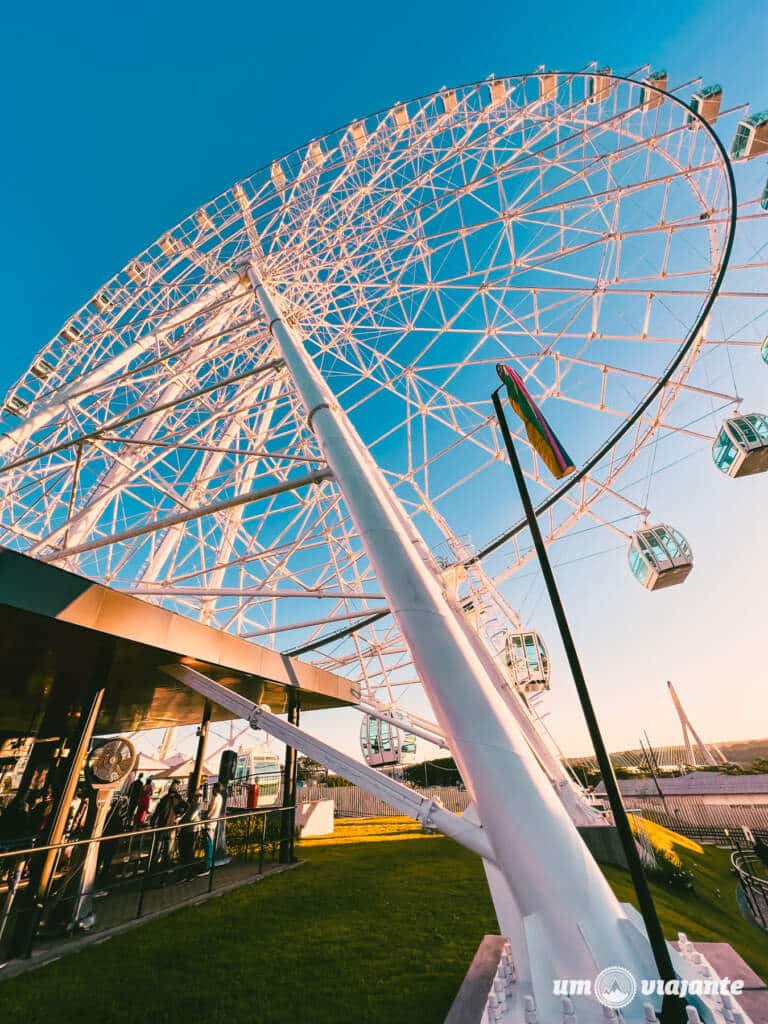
[604,843,768,980]
[2,818,765,1023]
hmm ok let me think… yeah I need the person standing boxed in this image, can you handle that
[202,784,223,871]
[0,796,30,850]
[150,780,183,866]
[134,780,152,827]
[178,791,202,879]
[97,794,130,882]
[126,773,144,823]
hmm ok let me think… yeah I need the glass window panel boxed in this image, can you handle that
[747,414,768,440]
[738,419,759,443]
[629,548,650,583]
[713,431,737,468]
[656,527,679,559]
[669,529,691,558]
[645,532,668,565]
[637,535,653,557]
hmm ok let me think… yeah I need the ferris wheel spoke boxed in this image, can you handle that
[171,376,293,602]
[1,279,251,456]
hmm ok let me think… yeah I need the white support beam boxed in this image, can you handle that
[124,587,387,602]
[45,467,334,560]
[162,663,495,862]
[245,263,659,1014]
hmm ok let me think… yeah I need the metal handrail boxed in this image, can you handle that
[731,849,768,887]
[731,849,768,930]
[0,804,293,863]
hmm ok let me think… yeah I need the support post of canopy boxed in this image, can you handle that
[35,689,105,904]
[244,263,662,1019]
[279,690,300,864]
[9,688,105,957]
[188,699,212,800]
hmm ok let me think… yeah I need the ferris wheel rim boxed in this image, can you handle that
[276,69,739,650]
[459,71,738,567]
[0,66,745,678]
[3,66,734,407]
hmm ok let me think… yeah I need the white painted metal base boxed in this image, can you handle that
[473,924,756,1024]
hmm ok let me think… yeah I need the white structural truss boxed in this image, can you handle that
[667,681,729,768]
[0,68,764,718]
[0,67,766,1020]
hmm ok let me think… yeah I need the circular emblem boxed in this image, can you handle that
[594,966,637,1010]
[88,737,136,786]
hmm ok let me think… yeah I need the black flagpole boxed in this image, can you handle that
[491,386,684,1024]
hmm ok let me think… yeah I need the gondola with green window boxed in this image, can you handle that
[501,631,550,695]
[730,110,768,160]
[628,525,693,591]
[687,84,722,125]
[712,413,768,478]
[360,714,417,769]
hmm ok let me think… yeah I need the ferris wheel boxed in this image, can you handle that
[1,66,767,751]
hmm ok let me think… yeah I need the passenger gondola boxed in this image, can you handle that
[712,414,768,477]
[628,525,693,590]
[502,631,550,695]
[360,714,417,769]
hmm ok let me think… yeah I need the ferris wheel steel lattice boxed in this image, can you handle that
[1,66,767,720]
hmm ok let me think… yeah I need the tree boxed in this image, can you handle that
[297,756,326,780]
[403,757,462,787]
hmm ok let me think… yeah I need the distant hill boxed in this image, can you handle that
[718,738,768,763]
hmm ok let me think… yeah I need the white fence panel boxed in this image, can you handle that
[298,783,470,818]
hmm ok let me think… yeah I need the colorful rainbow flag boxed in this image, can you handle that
[496,363,575,480]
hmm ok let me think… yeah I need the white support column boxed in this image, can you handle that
[246,264,658,1015]
[667,681,720,768]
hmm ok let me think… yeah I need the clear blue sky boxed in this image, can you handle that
[1,1,766,759]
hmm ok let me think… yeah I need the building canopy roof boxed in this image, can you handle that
[0,548,357,738]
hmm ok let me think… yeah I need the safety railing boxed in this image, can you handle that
[614,797,768,841]
[0,804,292,965]
[219,776,282,810]
[731,848,768,931]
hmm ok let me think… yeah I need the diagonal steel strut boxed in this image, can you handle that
[162,663,494,863]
